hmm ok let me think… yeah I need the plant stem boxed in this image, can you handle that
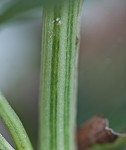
[39,0,83,150]
[0,93,33,150]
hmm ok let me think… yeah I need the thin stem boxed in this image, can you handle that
[39,1,83,150]
[0,92,33,150]
[0,134,15,150]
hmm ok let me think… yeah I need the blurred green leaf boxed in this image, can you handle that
[89,138,126,150]
[0,0,64,24]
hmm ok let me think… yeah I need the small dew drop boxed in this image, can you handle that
[56,18,60,21]
[56,17,62,25]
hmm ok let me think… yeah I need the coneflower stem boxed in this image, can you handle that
[39,1,83,150]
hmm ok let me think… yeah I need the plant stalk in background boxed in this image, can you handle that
[39,0,83,150]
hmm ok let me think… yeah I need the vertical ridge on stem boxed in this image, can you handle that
[39,1,83,150]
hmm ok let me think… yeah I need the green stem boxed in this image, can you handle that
[0,93,33,150]
[39,1,83,150]
[0,134,15,150]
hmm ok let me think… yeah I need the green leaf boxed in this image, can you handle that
[0,92,33,150]
[0,134,15,150]
[90,138,126,150]
[0,0,64,25]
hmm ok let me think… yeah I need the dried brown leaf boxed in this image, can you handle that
[77,115,126,150]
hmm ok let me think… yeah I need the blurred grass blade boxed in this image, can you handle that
[0,134,15,150]
[90,138,126,150]
[0,92,33,150]
[0,0,63,24]
[0,0,42,24]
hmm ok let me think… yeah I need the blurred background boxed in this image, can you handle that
[0,0,126,148]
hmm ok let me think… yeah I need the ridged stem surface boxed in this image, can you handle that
[39,1,83,150]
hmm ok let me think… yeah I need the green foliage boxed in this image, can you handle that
[90,138,126,150]
[0,134,14,150]
[0,0,64,24]
[0,93,33,150]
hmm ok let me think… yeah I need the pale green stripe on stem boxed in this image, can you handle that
[0,93,33,150]
[39,1,83,150]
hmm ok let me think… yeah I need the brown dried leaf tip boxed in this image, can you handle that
[77,115,126,150]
